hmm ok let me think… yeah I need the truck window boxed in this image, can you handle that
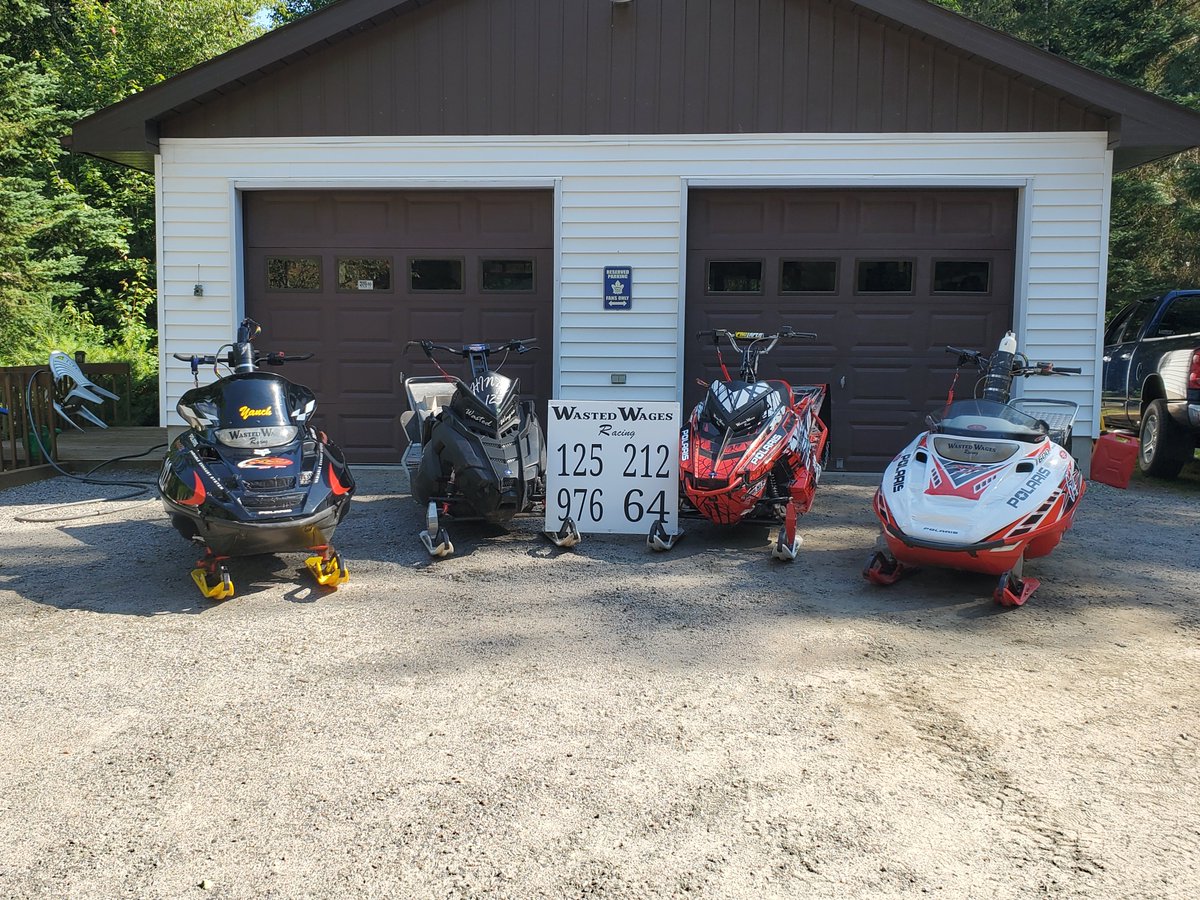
[1104,306,1133,345]
[1110,299,1156,344]
[1151,294,1200,337]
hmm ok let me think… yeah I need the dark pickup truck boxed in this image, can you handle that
[1101,289,1200,478]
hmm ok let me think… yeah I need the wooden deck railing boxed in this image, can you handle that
[0,361,134,472]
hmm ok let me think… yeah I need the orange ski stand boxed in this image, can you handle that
[1090,432,1138,489]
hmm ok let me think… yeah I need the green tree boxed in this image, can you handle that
[0,6,120,364]
[265,0,340,26]
[1,0,265,420]
[936,0,1200,302]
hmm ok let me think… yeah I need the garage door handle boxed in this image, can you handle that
[839,376,846,388]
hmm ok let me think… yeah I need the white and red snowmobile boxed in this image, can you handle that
[865,332,1086,607]
[651,327,829,560]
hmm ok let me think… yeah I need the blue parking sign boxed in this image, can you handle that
[604,267,632,310]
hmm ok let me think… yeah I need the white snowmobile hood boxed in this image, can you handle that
[879,431,1082,546]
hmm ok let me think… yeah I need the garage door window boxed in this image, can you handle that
[337,257,392,292]
[481,259,535,292]
[266,256,321,292]
[855,259,914,294]
[410,258,464,292]
[781,259,838,293]
[707,260,763,294]
[933,260,991,294]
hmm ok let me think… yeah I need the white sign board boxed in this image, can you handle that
[545,400,680,535]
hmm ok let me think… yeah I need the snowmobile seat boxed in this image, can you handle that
[404,377,458,428]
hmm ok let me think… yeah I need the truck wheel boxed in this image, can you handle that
[1139,399,1190,479]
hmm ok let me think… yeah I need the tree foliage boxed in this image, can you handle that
[0,0,264,420]
[265,0,340,26]
[935,0,1200,302]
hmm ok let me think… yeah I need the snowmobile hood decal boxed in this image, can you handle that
[925,457,1006,499]
[236,456,293,469]
[470,373,513,409]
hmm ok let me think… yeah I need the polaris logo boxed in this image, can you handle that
[680,430,689,462]
[1006,466,1052,508]
[892,453,911,492]
[749,433,784,466]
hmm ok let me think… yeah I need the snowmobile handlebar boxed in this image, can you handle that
[171,350,313,366]
[406,339,538,357]
[944,346,1080,376]
[697,327,817,353]
[257,351,314,366]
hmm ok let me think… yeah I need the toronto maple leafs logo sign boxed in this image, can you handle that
[604,266,632,310]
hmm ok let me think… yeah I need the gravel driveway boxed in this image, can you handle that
[1,465,1197,899]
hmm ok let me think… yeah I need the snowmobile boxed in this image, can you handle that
[402,338,580,557]
[864,331,1085,607]
[159,318,355,599]
[651,327,829,561]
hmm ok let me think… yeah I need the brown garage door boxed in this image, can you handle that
[244,190,554,464]
[685,188,1016,472]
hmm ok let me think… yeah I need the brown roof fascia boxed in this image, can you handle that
[849,0,1200,167]
[69,0,426,170]
[70,0,1200,172]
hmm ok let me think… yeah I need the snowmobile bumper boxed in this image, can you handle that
[167,500,345,558]
[879,526,1031,577]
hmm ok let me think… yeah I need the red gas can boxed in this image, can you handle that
[1090,432,1139,489]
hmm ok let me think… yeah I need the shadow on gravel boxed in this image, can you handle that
[0,518,214,616]
[2,517,351,616]
[1,470,1193,631]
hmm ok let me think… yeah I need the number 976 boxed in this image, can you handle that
[556,487,603,523]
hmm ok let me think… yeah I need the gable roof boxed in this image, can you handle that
[68,0,1200,172]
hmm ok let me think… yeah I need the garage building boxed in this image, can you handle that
[69,0,1200,469]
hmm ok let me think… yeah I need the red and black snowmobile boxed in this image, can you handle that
[651,327,829,560]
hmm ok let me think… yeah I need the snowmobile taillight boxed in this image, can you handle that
[1188,350,1200,390]
[328,464,350,496]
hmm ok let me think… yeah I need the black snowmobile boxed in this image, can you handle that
[160,318,355,599]
[402,339,580,556]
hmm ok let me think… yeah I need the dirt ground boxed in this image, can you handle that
[0,462,1197,899]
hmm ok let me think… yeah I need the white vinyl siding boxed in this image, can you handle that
[157,132,1110,437]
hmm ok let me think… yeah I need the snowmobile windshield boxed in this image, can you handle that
[177,373,313,445]
[704,381,777,433]
[927,399,1049,444]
